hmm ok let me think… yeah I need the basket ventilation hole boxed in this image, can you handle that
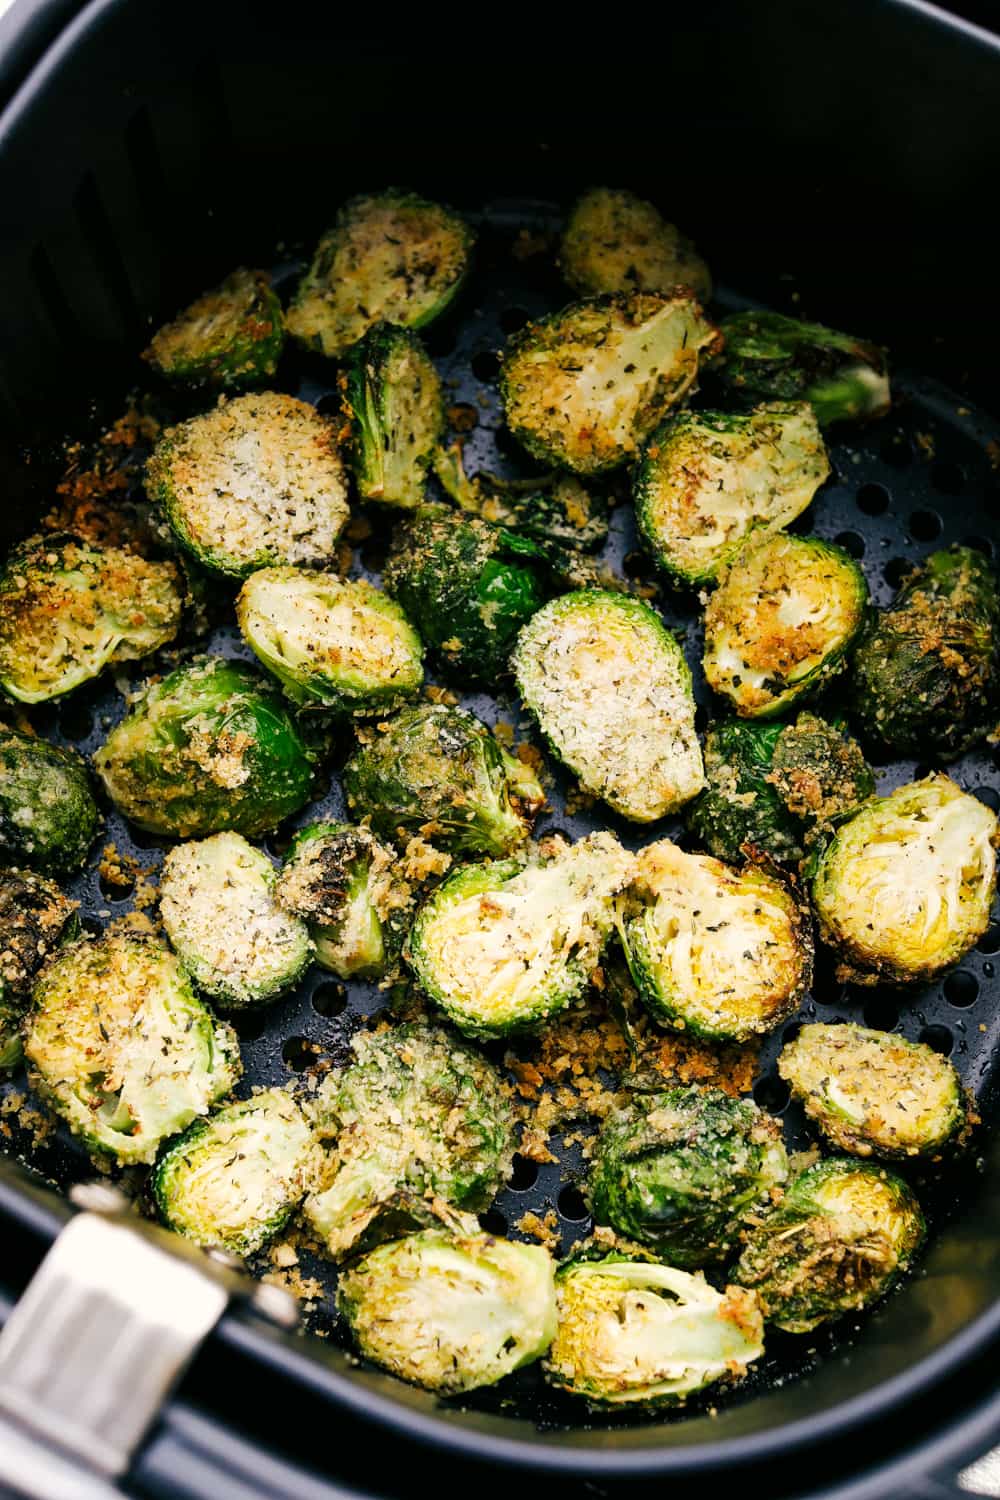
[479,1208,508,1236]
[944,971,979,1008]
[753,1075,790,1114]
[557,1186,590,1222]
[312,983,347,1018]
[856,483,890,516]
[909,509,942,542]
[509,1154,539,1191]
[918,1024,953,1057]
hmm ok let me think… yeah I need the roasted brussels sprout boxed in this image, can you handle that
[621,839,812,1042]
[687,712,874,865]
[733,1158,924,1332]
[0,724,100,874]
[236,567,424,713]
[559,187,712,302]
[25,932,240,1164]
[277,822,408,979]
[545,1254,764,1406]
[0,533,182,704]
[812,774,998,986]
[147,392,349,578]
[153,1088,317,1255]
[513,590,704,821]
[287,191,473,358]
[717,310,890,427]
[500,291,722,475]
[142,268,284,390]
[337,1227,557,1394]
[849,547,1000,758]
[433,443,611,553]
[588,1086,787,1267]
[95,657,317,839]
[340,322,444,508]
[303,1023,514,1258]
[383,504,547,681]
[0,868,78,1071]
[703,532,868,717]
[407,831,634,1039]
[342,703,544,857]
[634,402,830,586]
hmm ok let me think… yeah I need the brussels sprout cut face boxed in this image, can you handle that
[703,532,868,717]
[0,724,100,875]
[143,268,284,390]
[634,402,830,585]
[337,1228,557,1394]
[718,310,891,427]
[433,444,611,553]
[407,831,635,1039]
[278,822,406,980]
[237,568,424,713]
[513,590,704,821]
[546,1256,764,1406]
[500,291,722,475]
[341,322,445,508]
[147,392,349,578]
[0,534,182,704]
[287,192,473,358]
[25,933,240,1165]
[622,839,812,1041]
[812,774,998,985]
[0,867,78,1072]
[559,187,712,302]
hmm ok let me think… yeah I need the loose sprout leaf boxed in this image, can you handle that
[717,310,890,427]
[341,322,445,508]
[277,822,408,980]
[143,268,284,391]
[433,442,611,553]
[559,187,712,302]
[0,724,100,875]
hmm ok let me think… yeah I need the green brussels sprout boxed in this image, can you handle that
[152,1088,317,1256]
[513,590,704,821]
[303,1022,514,1259]
[545,1254,764,1406]
[703,532,868,718]
[159,832,312,1008]
[94,657,317,839]
[0,724,100,874]
[717,310,890,427]
[277,822,409,979]
[812,774,998,986]
[433,442,611,552]
[733,1158,924,1332]
[287,191,473,358]
[588,1086,788,1267]
[0,1001,22,1072]
[407,831,635,1039]
[25,931,240,1164]
[779,1022,966,1159]
[147,392,349,579]
[236,567,424,713]
[849,547,1000,758]
[633,402,830,586]
[0,533,183,704]
[142,268,284,390]
[342,703,544,857]
[337,1227,557,1394]
[559,186,712,302]
[0,867,78,1072]
[687,712,874,865]
[340,322,444,508]
[383,504,547,681]
[620,838,812,1042]
[500,291,722,475]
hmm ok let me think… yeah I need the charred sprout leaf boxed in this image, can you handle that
[559,187,712,302]
[0,724,100,874]
[142,268,284,391]
[0,867,78,1073]
[340,322,444,508]
[433,442,611,553]
[717,310,890,427]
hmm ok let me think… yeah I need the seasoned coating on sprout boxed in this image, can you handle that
[717,310,890,427]
[143,268,284,390]
[0,868,78,1073]
[559,187,712,301]
[340,322,444,508]
[0,724,100,874]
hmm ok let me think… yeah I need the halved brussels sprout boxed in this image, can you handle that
[717,310,890,427]
[0,724,100,874]
[849,547,1000,758]
[545,1254,764,1406]
[142,268,284,390]
[159,832,312,1008]
[303,1022,513,1259]
[433,443,611,553]
[733,1158,924,1332]
[559,187,712,301]
[500,291,722,475]
[634,402,830,586]
[406,831,634,1039]
[94,656,317,839]
[342,703,544,857]
[588,1085,787,1267]
[340,322,444,508]
[620,839,812,1042]
[337,1227,557,1394]
[25,932,240,1164]
[0,1001,22,1071]
[287,191,473,358]
[779,1022,966,1159]
[513,590,704,821]
[147,392,349,579]
[0,533,183,704]
[703,532,868,717]
[152,1088,317,1256]
[0,867,78,1072]
[277,822,408,979]
[236,567,424,713]
[811,774,998,986]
